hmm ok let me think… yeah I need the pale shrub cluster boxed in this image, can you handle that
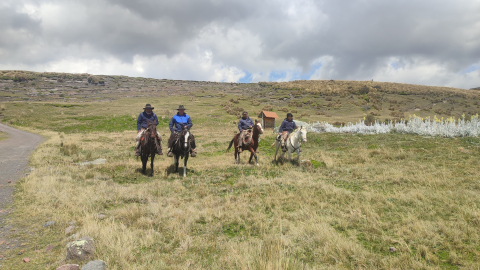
[301,114,480,137]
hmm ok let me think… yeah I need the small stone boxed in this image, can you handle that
[81,260,107,270]
[389,247,397,252]
[66,236,95,261]
[46,244,54,251]
[69,233,79,240]
[18,252,23,255]
[97,214,107,220]
[7,180,11,183]
[69,221,76,226]
[23,257,30,263]
[56,264,80,270]
[65,226,75,235]
[43,221,56,227]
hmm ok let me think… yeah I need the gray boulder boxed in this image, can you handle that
[81,260,107,270]
[66,236,95,261]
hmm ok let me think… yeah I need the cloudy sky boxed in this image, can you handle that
[1,0,479,88]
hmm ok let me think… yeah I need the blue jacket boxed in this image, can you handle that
[238,117,254,132]
[279,119,297,133]
[169,113,193,132]
[137,112,158,130]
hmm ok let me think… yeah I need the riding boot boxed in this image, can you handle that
[134,142,141,156]
[190,148,197,157]
[167,148,173,157]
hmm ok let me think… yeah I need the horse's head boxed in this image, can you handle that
[255,120,264,134]
[299,126,307,143]
[180,128,191,149]
[146,120,157,138]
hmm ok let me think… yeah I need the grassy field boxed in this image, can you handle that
[0,95,480,269]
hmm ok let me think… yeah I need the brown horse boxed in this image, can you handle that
[227,121,264,165]
[140,120,157,176]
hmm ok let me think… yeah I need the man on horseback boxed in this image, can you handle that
[278,113,297,152]
[135,104,163,156]
[167,105,197,157]
[237,111,254,153]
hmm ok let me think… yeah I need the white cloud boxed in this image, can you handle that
[0,0,479,88]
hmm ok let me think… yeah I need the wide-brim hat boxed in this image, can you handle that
[143,104,154,110]
[176,105,186,110]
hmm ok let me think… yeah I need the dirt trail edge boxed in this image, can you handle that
[0,123,44,258]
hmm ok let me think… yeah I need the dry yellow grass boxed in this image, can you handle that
[1,89,480,269]
[2,120,480,269]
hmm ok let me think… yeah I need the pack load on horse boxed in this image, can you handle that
[139,120,159,176]
[135,104,163,156]
[227,113,264,165]
[274,114,308,162]
[167,105,197,177]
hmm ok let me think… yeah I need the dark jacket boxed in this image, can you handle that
[169,113,193,132]
[238,117,254,132]
[279,119,297,133]
[137,112,158,130]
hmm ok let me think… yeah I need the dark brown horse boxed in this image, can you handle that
[140,120,157,176]
[227,121,264,165]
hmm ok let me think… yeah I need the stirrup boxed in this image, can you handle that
[190,149,197,157]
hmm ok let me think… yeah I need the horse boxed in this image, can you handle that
[227,121,264,166]
[140,120,157,176]
[171,128,193,177]
[274,126,308,163]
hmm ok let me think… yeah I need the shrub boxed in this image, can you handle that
[262,105,273,111]
[364,114,376,126]
[251,100,260,106]
[87,76,99,84]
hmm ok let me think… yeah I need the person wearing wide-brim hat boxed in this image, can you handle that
[135,104,163,156]
[167,105,197,157]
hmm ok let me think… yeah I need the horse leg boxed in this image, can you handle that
[274,141,279,163]
[183,155,188,177]
[141,154,147,174]
[248,147,254,164]
[150,153,155,176]
[254,153,259,166]
[288,149,292,162]
[174,155,179,173]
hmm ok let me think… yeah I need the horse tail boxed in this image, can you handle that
[227,139,234,151]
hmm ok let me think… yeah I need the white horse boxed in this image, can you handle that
[274,126,307,162]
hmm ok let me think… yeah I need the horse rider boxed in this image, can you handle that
[135,104,163,156]
[237,111,254,153]
[278,113,297,152]
[167,105,197,157]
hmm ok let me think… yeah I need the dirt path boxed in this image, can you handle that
[0,123,43,258]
